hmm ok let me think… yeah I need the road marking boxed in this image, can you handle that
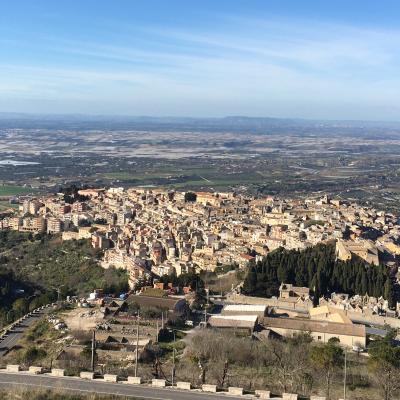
[0,373,246,399]
[0,380,173,400]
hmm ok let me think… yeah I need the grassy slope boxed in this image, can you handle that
[0,232,128,296]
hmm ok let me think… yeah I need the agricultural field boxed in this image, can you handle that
[0,185,35,196]
[1,117,400,212]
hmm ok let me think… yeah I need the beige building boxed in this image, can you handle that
[309,305,353,324]
[62,231,79,241]
[336,239,379,265]
[195,192,221,207]
[279,283,310,299]
[263,316,366,348]
[47,217,62,234]
[20,217,46,233]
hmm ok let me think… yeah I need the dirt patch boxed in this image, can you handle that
[61,307,105,331]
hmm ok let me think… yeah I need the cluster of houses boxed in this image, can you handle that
[1,187,399,291]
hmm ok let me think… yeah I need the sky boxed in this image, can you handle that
[1,0,400,120]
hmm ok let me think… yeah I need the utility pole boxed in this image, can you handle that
[171,330,176,387]
[135,311,140,377]
[52,285,64,305]
[343,349,347,400]
[156,320,159,342]
[91,330,96,372]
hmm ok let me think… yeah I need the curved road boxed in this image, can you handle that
[0,309,48,357]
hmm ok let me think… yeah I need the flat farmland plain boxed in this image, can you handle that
[0,116,400,212]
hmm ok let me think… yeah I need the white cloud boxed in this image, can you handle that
[0,14,400,119]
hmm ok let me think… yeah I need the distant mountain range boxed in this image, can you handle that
[0,113,399,133]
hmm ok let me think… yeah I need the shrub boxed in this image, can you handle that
[20,346,47,365]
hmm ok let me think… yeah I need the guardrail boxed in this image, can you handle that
[0,303,57,338]
[0,303,58,353]
[0,365,328,399]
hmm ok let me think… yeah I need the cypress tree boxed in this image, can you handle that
[242,242,396,303]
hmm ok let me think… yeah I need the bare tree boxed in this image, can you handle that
[263,336,313,395]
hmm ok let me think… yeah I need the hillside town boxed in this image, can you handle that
[1,187,400,292]
[1,188,400,400]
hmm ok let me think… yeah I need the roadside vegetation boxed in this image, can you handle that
[0,388,137,399]
[179,329,400,400]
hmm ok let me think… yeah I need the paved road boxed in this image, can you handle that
[0,372,253,399]
[0,310,47,357]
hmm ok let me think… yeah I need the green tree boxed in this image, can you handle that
[310,341,343,399]
[242,242,397,302]
[368,330,400,400]
[21,346,46,366]
[12,298,29,317]
[243,266,257,293]
[384,278,395,308]
[184,192,197,202]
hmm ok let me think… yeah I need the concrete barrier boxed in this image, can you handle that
[104,374,118,382]
[283,394,298,400]
[80,371,95,380]
[127,376,142,385]
[310,397,326,400]
[6,365,20,372]
[51,369,65,377]
[255,390,271,399]
[152,379,166,387]
[228,387,244,395]
[177,381,192,390]
[202,384,217,393]
[28,366,43,375]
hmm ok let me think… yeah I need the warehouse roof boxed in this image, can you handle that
[223,304,267,312]
[262,317,366,337]
[208,315,258,329]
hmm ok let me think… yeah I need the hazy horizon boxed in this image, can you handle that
[1,1,400,120]
[1,112,400,125]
